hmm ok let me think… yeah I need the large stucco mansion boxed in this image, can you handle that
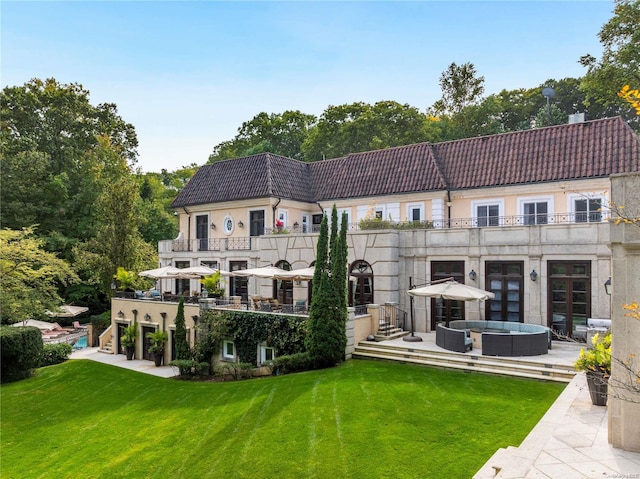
[153,116,639,340]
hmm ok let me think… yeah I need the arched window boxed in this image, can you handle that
[349,260,374,307]
[273,260,293,304]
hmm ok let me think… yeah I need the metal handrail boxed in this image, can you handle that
[168,212,610,253]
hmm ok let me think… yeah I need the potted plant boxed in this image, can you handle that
[114,267,136,297]
[200,271,225,298]
[575,332,611,406]
[121,323,138,360]
[146,329,169,367]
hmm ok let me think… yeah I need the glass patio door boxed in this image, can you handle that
[548,261,591,339]
[230,261,248,301]
[485,262,524,322]
[196,215,209,251]
[430,261,465,329]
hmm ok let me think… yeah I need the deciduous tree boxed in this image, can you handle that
[580,0,640,130]
[0,228,78,323]
[432,62,485,116]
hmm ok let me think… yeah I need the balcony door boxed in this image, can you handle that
[250,210,265,236]
[196,215,209,251]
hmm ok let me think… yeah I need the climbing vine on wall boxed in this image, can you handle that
[195,309,308,366]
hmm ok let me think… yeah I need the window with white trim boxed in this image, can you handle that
[567,193,607,223]
[259,344,275,365]
[518,196,553,225]
[406,203,424,222]
[278,210,288,228]
[575,198,603,223]
[472,200,503,227]
[222,340,235,360]
[327,208,351,227]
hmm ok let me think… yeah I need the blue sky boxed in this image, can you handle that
[2,1,614,172]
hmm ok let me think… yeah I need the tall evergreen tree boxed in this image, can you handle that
[174,297,190,360]
[333,212,349,313]
[312,213,329,296]
[307,206,348,367]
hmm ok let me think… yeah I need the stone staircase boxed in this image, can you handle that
[99,339,114,354]
[374,322,409,341]
[352,340,576,383]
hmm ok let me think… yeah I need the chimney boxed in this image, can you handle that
[568,113,586,124]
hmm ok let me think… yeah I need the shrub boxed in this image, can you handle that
[174,297,190,360]
[575,332,612,377]
[40,343,73,367]
[91,313,111,345]
[270,352,314,375]
[169,359,209,377]
[213,362,254,380]
[1,326,43,383]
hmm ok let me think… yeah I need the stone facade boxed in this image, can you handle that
[608,172,640,452]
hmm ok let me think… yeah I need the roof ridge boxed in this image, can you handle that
[433,116,624,147]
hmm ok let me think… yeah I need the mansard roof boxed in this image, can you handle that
[171,117,640,208]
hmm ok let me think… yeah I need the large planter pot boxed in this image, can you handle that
[125,346,135,361]
[153,352,163,367]
[586,371,608,406]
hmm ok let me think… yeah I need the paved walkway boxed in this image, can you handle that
[474,372,640,478]
[70,347,176,378]
[71,345,640,478]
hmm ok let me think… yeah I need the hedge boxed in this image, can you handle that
[1,326,43,383]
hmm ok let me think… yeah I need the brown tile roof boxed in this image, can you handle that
[309,143,447,201]
[171,153,313,208]
[172,117,640,208]
[434,117,640,190]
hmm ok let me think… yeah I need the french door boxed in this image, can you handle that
[430,261,465,329]
[548,261,591,339]
[485,262,524,322]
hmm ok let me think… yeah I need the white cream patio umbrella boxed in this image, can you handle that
[407,280,495,301]
[179,266,226,277]
[227,265,292,279]
[405,280,495,343]
[138,266,185,279]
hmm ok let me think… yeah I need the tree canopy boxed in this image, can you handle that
[580,0,640,130]
[0,228,78,323]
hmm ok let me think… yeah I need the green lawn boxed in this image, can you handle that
[1,359,565,479]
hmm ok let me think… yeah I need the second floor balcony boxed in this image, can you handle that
[161,211,611,253]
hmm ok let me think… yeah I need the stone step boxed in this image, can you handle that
[358,340,576,374]
[374,328,407,341]
[352,343,574,383]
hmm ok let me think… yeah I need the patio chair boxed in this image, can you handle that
[281,304,294,314]
[270,299,282,311]
[73,321,88,330]
[261,302,273,312]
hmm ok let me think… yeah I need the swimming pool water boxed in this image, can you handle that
[73,335,87,349]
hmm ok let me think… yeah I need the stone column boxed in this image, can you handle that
[608,172,640,452]
[345,307,355,360]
